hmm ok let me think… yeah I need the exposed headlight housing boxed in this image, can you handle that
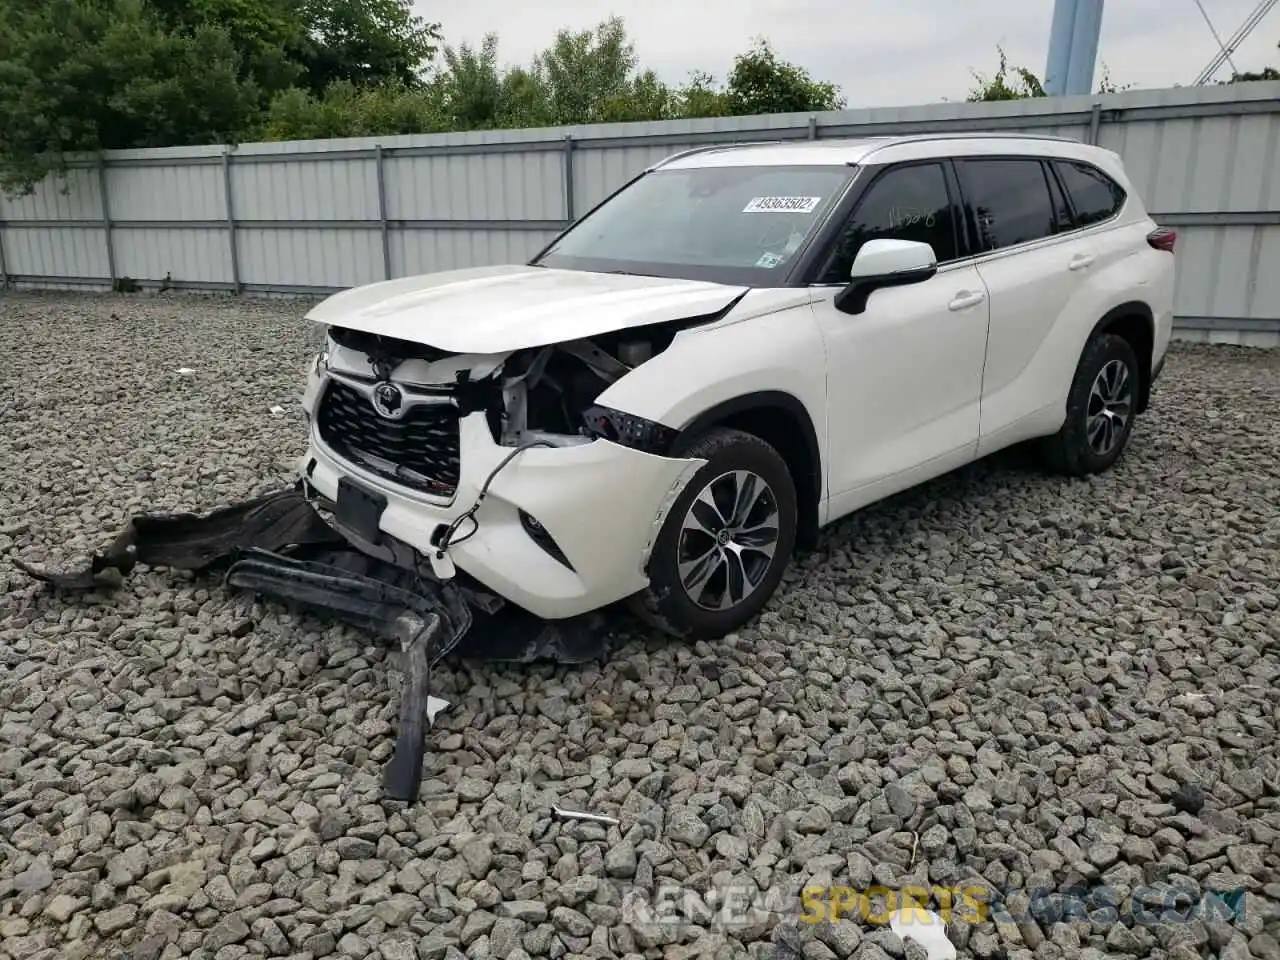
[581,405,678,456]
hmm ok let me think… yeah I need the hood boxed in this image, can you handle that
[305,264,749,354]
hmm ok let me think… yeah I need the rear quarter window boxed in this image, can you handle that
[1053,160,1127,227]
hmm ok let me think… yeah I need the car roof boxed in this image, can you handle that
[655,134,1117,171]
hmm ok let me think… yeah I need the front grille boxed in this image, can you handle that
[317,380,461,498]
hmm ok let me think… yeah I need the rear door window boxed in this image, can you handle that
[1053,160,1127,227]
[955,159,1058,252]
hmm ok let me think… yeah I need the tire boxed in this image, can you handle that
[1039,332,1141,477]
[629,427,798,640]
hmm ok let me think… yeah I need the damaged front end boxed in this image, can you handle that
[15,311,719,804]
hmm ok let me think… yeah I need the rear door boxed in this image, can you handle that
[953,157,1098,451]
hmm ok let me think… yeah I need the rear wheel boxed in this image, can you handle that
[630,427,797,640]
[1039,332,1140,476]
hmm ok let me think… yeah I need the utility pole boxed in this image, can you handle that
[1045,0,1105,96]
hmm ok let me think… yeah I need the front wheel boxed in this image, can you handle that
[630,427,797,640]
[1039,332,1140,476]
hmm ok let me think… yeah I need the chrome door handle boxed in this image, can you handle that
[948,291,986,311]
[1069,254,1096,271]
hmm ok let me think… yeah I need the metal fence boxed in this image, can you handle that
[2,80,1279,346]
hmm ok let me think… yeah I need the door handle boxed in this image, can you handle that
[1069,253,1096,271]
[948,291,986,311]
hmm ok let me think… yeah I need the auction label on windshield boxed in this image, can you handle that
[743,196,821,213]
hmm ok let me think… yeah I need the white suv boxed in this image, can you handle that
[299,133,1176,640]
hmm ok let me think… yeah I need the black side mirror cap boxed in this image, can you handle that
[833,264,939,315]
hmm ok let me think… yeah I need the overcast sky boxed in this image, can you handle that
[414,0,1280,107]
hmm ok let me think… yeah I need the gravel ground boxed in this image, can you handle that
[1,290,1278,960]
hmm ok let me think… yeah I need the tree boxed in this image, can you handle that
[967,46,1130,100]
[1225,42,1279,82]
[296,0,441,92]
[967,46,1046,101]
[0,0,261,193]
[724,39,845,115]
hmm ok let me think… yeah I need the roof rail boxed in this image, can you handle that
[856,130,1086,161]
[648,140,786,171]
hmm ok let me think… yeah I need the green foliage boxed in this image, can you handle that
[296,0,441,92]
[1228,66,1280,81]
[724,39,846,115]
[0,0,261,193]
[259,19,848,141]
[1225,44,1279,83]
[0,8,853,194]
[967,46,1133,101]
[967,46,1047,101]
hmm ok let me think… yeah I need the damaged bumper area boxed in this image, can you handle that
[13,488,617,804]
[301,413,703,620]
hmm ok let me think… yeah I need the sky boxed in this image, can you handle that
[413,0,1280,108]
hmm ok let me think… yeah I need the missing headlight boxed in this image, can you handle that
[580,405,678,456]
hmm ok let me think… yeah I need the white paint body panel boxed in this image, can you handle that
[808,263,990,513]
[305,263,748,353]
[297,133,1176,620]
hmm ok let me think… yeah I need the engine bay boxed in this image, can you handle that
[324,321,693,449]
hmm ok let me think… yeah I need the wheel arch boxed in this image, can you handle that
[1088,301,1155,414]
[674,391,823,550]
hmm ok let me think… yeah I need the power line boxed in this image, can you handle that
[1192,0,1240,77]
[1193,0,1278,84]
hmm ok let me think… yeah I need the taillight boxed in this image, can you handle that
[1147,227,1177,252]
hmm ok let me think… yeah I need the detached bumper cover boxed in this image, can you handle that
[13,486,619,803]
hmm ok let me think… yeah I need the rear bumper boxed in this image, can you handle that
[301,412,704,619]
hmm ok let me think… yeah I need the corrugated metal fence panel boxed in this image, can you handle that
[384,151,565,220]
[231,156,378,221]
[113,227,231,285]
[391,228,559,278]
[2,226,108,279]
[108,163,225,221]
[0,166,101,221]
[1,80,1278,344]
[236,228,382,289]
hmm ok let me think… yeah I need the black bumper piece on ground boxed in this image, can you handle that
[13,486,619,804]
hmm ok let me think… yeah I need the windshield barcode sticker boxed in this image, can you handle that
[743,196,821,214]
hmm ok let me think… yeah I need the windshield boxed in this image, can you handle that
[532,164,854,285]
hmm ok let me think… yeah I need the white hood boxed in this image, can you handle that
[305,264,749,354]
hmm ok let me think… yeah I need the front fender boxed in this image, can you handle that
[595,292,829,437]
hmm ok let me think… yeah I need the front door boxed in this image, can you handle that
[808,161,991,514]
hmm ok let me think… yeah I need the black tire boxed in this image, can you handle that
[1039,332,1141,476]
[629,427,798,640]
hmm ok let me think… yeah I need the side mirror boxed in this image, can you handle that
[834,239,938,315]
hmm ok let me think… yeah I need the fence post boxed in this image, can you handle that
[808,116,819,140]
[98,157,117,287]
[375,145,391,280]
[563,134,576,223]
[222,146,241,294]
[1087,102,1103,145]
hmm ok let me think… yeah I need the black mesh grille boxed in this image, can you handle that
[317,380,461,498]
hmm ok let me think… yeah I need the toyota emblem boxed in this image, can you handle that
[371,382,405,419]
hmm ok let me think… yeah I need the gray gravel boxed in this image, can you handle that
[1,290,1278,960]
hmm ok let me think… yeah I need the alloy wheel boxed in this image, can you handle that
[677,469,781,611]
[1086,358,1133,456]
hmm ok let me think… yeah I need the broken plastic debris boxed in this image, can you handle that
[176,367,195,375]
[425,696,450,725]
[552,806,619,826]
[888,907,956,960]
